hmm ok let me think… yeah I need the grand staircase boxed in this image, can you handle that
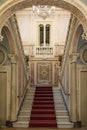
[13,86,74,128]
[29,86,57,127]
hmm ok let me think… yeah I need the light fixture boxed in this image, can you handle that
[33,5,55,19]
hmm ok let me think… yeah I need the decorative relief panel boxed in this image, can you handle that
[37,62,52,85]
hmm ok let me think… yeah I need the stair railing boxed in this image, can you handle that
[58,77,70,96]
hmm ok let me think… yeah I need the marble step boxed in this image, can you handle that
[55,103,65,106]
[56,110,68,116]
[54,100,65,105]
[23,99,33,102]
[22,103,33,107]
[20,112,31,116]
[21,107,32,111]
[25,97,34,100]
[22,104,33,107]
[18,115,30,121]
[57,122,74,128]
[54,97,63,99]
[56,116,70,122]
[55,107,66,110]
[25,94,34,96]
[13,121,29,128]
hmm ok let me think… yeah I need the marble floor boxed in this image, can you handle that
[1,128,86,130]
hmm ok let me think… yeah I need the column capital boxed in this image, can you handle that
[69,53,79,62]
[8,54,18,64]
[82,31,87,41]
[0,29,3,42]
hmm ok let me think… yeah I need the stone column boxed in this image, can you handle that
[69,53,78,123]
[9,54,17,121]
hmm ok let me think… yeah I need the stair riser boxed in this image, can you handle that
[23,103,33,106]
[20,113,31,116]
[32,106,55,109]
[23,101,33,104]
[35,92,53,94]
[33,103,54,105]
[31,111,55,114]
[55,105,66,108]
[21,108,32,111]
[29,124,57,127]
[57,118,69,122]
[13,124,28,128]
[34,99,54,101]
[30,117,56,120]
[58,124,74,128]
[18,117,30,121]
[56,113,68,116]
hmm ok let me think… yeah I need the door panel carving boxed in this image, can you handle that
[37,62,52,85]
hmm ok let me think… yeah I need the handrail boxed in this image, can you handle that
[60,15,73,74]
[14,14,28,78]
[17,80,29,98]
[58,77,70,96]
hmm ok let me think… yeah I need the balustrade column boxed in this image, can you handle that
[69,53,78,123]
[9,54,17,121]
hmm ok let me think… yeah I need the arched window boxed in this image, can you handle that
[45,24,50,45]
[39,24,44,46]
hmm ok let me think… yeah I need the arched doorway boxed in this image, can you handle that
[71,24,87,127]
[0,25,15,125]
[0,0,87,128]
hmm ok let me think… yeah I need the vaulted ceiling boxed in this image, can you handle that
[0,0,87,6]
[80,0,87,5]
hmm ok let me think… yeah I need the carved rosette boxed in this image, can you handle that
[8,54,18,64]
[82,31,87,41]
[69,53,79,63]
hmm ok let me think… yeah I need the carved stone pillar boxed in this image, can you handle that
[8,54,17,121]
[69,53,79,123]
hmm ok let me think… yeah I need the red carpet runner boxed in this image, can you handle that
[29,86,57,127]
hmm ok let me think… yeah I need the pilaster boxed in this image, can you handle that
[8,54,18,121]
[69,53,79,123]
